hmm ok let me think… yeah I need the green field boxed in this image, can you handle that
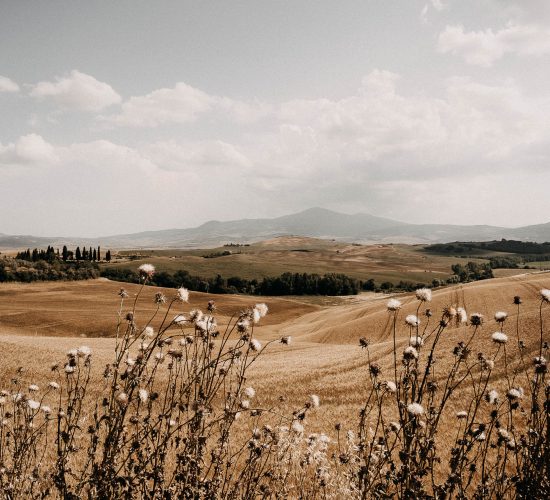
[101,236,492,285]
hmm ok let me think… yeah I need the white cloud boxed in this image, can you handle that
[438,23,550,66]
[0,134,58,165]
[29,70,121,111]
[103,82,270,127]
[142,140,251,172]
[0,76,19,93]
[105,82,214,127]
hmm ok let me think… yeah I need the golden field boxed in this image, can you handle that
[1,270,548,434]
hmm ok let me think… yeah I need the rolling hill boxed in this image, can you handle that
[2,207,550,249]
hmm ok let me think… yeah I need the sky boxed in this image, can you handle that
[1,0,550,237]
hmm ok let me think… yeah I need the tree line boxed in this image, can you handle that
[16,246,112,262]
[101,268,363,296]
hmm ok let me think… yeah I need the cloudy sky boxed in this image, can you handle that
[1,0,550,236]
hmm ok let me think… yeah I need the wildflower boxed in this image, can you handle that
[369,363,381,376]
[237,319,250,333]
[41,405,51,414]
[456,411,468,419]
[207,300,216,312]
[252,308,261,324]
[77,345,91,358]
[470,313,484,326]
[249,339,262,352]
[309,394,320,408]
[384,381,397,393]
[494,311,508,323]
[407,403,424,416]
[240,400,250,409]
[492,332,508,344]
[143,326,154,338]
[405,315,420,327]
[28,384,39,392]
[416,288,432,302]
[280,336,292,345]
[177,287,189,302]
[64,365,75,374]
[48,381,60,390]
[475,432,486,442]
[409,336,424,347]
[514,296,522,305]
[155,352,165,363]
[359,337,369,348]
[443,307,457,320]
[169,419,177,427]
[507,387,523,400]
[255,303,268,317]
[403,346,419,360]
[173,314,186,325]
[457,307,468,324]
[387,298,401,311]
[138,263,155,278]
[118,288,129,298]
[138,389,148,403]
[481,358,494,371]
[117,392,129,405]
[498,428,511,441]
[291,421,304,434]
[27,400,40,410]
[180,336,194,345]
[486,389,499,404]
[389,421,401,432]
[12,393,22,402]
[67,348,78,358]
[534,355,547,365]
[154,292,166,304]
[541,289,550,302]
[244,387,256,399]
[126,357,136,367]
[189,309,203,322]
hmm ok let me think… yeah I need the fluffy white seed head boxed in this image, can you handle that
[254,303,268,317]
[244,387,256,399]
[415,288,432,302]
[457,307,468,324]
[494,311,508,323]
[27,400,40,410]
[249,339,262,352]
[492,332,508,344]
[138,389,148,403]
[409,336,424,348]
[309,394,320,408]
[138,263,155,277]
[405,315,420,327]
[407,403,424,416]
[177,287,189,302]
[541,289,550,302]
[387,298,402,311]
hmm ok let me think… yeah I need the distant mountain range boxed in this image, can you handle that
[2,207,550,249]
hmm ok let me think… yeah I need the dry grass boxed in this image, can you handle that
[1,272,549,430]
[0,271,549,497]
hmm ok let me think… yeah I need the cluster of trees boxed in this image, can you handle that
[0,257,99,283]
[16,246,112,263]
[101,268,362,296]
[16,246,58,263]
[450,262,493,282]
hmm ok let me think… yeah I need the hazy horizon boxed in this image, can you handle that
[2,1,550,237]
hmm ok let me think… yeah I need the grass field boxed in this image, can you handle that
[2,271,549,416]
[103,236,494,284]
[1,271,549,496]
